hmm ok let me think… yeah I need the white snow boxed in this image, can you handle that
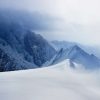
[0,60,100,100]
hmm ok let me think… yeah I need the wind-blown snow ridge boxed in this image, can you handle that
[0,60,100,100]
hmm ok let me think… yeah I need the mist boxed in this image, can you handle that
[0,0,100,45]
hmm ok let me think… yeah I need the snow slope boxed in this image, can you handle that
[0,60,100,100]
[49,45,100,69]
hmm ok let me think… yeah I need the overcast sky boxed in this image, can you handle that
[0,0,100,45]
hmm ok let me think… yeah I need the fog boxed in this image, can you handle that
[0,0,100,45]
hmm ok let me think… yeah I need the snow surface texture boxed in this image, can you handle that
[0,60,100,100]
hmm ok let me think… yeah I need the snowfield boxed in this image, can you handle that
[0,60,100,100]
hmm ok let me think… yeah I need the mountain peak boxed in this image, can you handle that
[67,45,83,58]
[72,45,80,49]
[71,45,83,52]
[67,45,90,59]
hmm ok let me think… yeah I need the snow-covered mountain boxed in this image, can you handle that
[52,40,100,58]
[0,10,56,72]
[0,9,100,71]
[48,45,100,69]
[52,40,76,50]
[0,31,56,71]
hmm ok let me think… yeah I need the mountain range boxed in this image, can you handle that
[49,45,100,69]
[52,40,100,58]
[0,9,56,71]
[0,9,100,71]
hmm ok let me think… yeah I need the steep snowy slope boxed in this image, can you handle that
[0,60,100,100]
[52,40,100,58]
[52,40,76,50]
[49,45,100,69]
[0,10,56,71]
[67,45,100,69]
[24,31,56,66]
[0,31,56,71]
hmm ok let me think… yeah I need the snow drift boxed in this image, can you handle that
[0,60,100,100]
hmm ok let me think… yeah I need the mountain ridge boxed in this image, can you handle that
[48,45,100,69]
